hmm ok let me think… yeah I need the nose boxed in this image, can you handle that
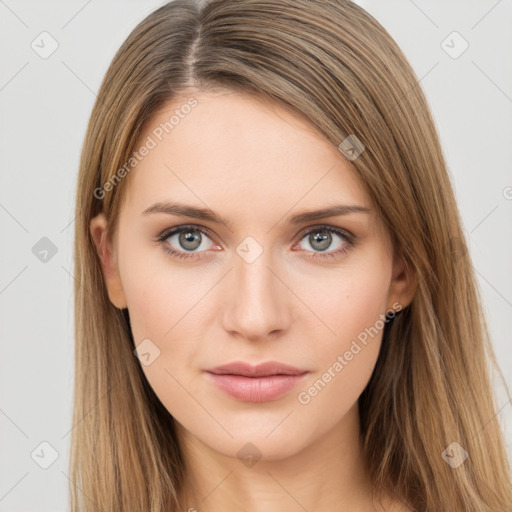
[221,249,292,342]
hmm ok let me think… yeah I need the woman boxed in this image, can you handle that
[70,0,512,510]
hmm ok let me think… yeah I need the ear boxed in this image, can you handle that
[89,213,127,309]
[387,255,417,311]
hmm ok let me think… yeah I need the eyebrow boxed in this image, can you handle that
[141,201,371,228]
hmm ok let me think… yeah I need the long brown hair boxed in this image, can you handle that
[70,1,512,510]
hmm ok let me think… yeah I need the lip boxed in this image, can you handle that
[204,361,309,402]
[207,361,307,377]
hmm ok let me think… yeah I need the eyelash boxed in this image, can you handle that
[155,224,356,261]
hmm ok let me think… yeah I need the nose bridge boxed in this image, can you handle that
[222,242,291,340]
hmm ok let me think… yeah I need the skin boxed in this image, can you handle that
[90,89,416,512]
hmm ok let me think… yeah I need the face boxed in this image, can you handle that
[91,89,414,461]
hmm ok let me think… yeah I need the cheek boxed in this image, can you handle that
[294,258,392,410]
[306,260,391,354]
[117,239,198,343]
[118,253,206,418]
[121,268,171,344]
[117,246,212,390]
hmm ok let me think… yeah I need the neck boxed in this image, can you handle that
[174,403,385,512]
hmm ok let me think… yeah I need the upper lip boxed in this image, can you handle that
[206,361,308,377]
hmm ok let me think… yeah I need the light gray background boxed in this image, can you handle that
[1,1,511,510]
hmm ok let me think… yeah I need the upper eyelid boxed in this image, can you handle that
[296,224,353,239]
[158,224,215,241]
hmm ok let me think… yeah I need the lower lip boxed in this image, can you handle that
[205,372,309,402]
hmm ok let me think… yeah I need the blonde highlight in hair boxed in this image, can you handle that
[71,1,512,510]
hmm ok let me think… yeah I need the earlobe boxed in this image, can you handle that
[387,256,417,311]
[89,213,128,310]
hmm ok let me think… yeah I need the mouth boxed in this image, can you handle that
[204,361,309,402]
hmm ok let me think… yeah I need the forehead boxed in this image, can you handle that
[121,89,372,220]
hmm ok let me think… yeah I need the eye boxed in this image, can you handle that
[155,224,357,261]
[293,225,355,259]
[156,225,220,260]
